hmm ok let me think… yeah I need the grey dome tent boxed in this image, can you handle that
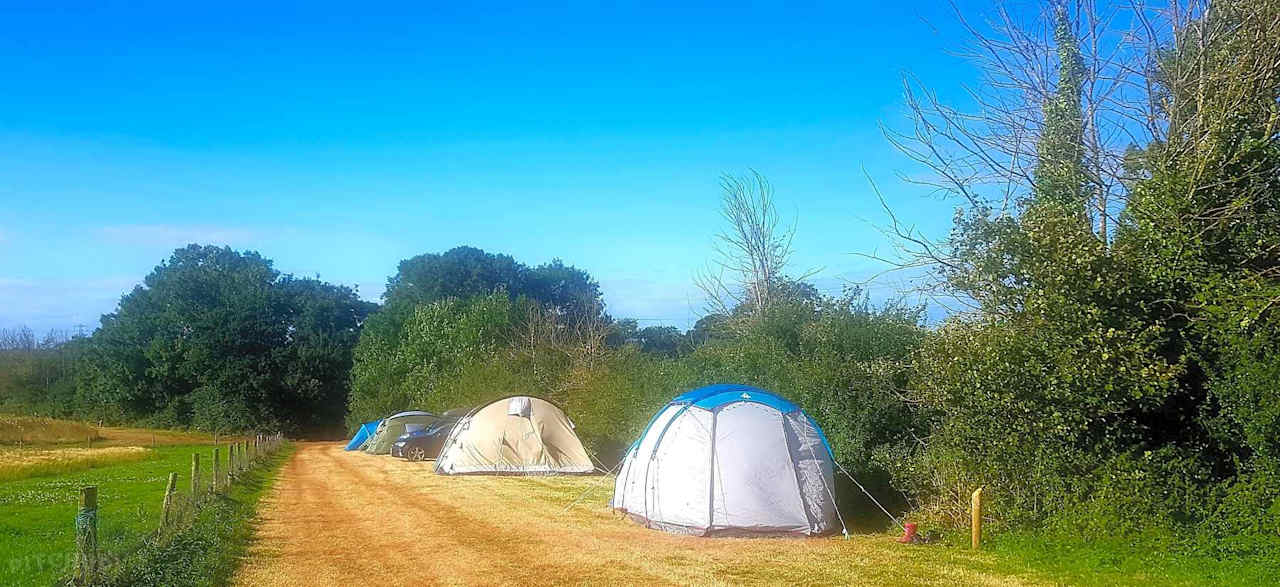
[364,411,441,455]
[610,384,842,536]
[435,396,594,475]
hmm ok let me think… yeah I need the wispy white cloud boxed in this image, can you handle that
[0,276,137,333]
[97,224,257,247]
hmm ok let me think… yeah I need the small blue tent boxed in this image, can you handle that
[344,420,380,451]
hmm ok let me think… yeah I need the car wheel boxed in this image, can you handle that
[408,446,427,462]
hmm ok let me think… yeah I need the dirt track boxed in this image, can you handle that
[235,443,1044,586]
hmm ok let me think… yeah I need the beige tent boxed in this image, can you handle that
[434,396,594,475]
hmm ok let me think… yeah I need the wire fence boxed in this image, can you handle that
[67,432,288,586]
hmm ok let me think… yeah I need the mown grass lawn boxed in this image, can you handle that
[983,532,1279,586]
[0,444,220,585]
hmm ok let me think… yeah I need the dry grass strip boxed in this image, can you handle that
[235,443,1049,586]
[0,446,151,482]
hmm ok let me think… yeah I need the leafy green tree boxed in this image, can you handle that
[346,291,521,426]
[348,247,606,428]
[522,258,606,321]
[383,246,525,311]
[686,314,729,346]
[383,246,602,319]
[886,1,1280,548]
[605,318,640,348]
[79,245,372,433]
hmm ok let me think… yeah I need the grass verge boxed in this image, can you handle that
[106,444,294,586]
[982,531,1280,586]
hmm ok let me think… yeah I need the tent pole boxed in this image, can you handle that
[706,411,718,533]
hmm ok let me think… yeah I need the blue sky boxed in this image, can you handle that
[0,1,987,333]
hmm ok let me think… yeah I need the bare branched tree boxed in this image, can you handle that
[0,326,37,351]
[876,0,1200,300]
[516,303,560,355]
[694,170,807,321]
[513,300,610,371]
[566,301,611,368]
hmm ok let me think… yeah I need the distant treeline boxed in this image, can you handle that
[0,327,84,417]
[2,245,375,435]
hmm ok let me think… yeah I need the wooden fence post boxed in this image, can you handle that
[73,486,98,585]
[161,472,178,529]
[971,486,984,550]
[191,453,201,495]
[212,447,221,492]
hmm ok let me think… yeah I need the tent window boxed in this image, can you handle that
[507,397,532,418]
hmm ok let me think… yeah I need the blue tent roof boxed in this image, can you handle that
[655,384,833,458]
[672,383,801,413]
[344,420,380,451]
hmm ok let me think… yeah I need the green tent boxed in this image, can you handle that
[364,411,441,455]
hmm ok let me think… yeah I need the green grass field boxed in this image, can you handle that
[108,445,294,587]
[981,532,1279,586]
[0,444,227,585]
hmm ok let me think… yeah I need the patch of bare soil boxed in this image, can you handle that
[235,443,1046,586]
